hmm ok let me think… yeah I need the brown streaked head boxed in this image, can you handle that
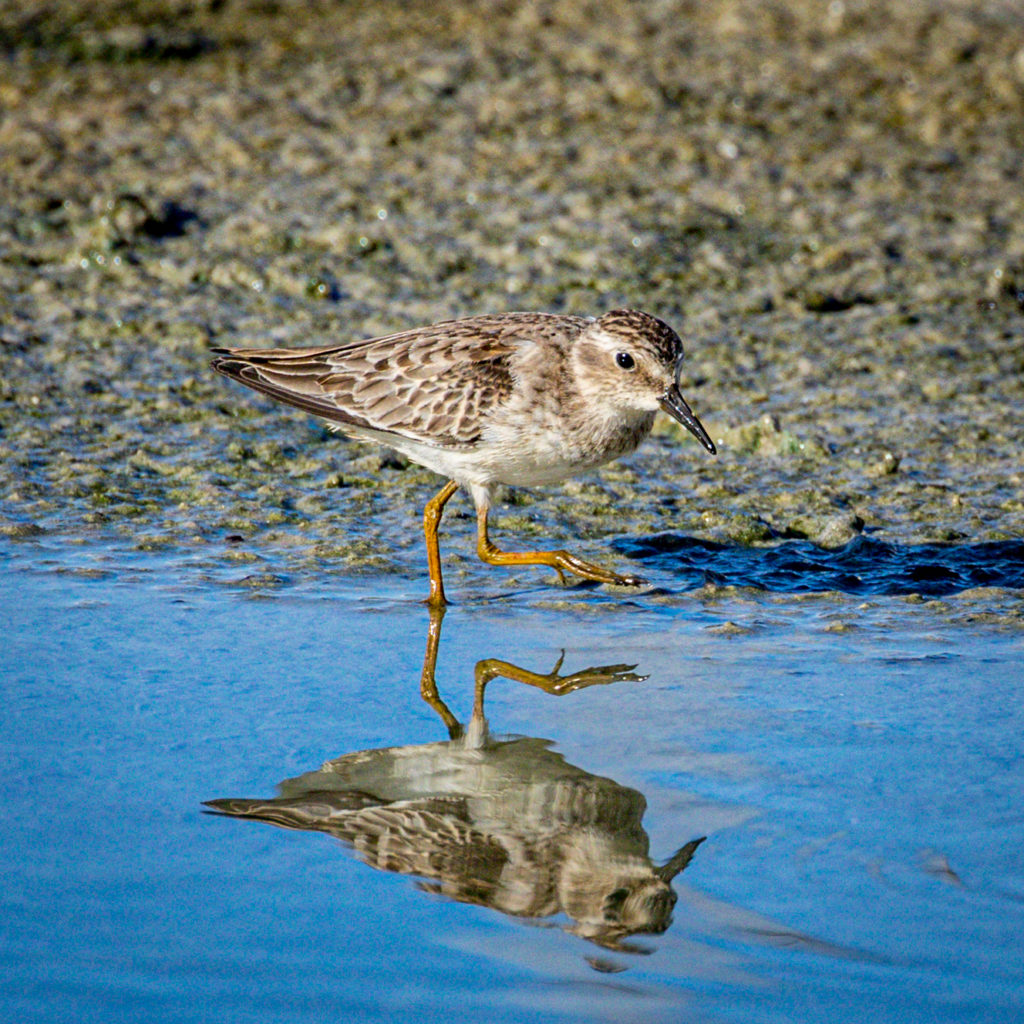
[575,309,716,455]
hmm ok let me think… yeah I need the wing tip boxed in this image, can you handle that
[210,353,243,378]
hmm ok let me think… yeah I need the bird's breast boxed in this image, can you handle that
[471,407,656,487]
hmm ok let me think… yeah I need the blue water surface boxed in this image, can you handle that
[615,533,1024,596]
[2,547,1023,1024]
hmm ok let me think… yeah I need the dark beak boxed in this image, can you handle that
[659,386,716,454]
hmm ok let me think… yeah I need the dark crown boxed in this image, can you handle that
[598,309,682,365]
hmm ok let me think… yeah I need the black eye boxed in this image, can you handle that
[615,352,635,370]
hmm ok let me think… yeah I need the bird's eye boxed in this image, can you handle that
[615,352,635,370]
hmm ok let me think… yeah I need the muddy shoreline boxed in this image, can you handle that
[2,0,1022,613]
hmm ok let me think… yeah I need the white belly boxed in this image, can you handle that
[332,411,652,489]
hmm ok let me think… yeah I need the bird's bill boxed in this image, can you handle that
[659,386,716,454]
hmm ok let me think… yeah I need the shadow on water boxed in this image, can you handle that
[205,609,856,968]
[614,534,1024,597]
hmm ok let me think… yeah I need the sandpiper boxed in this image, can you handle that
[212,309,715,605]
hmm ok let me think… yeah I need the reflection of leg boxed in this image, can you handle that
[418,603,462,739]
[474,501,646,588]
[473,653,644,712]
[423,480,459,607]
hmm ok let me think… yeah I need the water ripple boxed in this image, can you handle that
[614,534,1024,597]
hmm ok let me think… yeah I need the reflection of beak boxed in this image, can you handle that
[659,386,716,455]
[653,836,706,883]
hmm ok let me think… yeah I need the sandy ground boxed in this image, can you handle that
[1,0,1023,600]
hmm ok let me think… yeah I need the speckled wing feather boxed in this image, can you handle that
[205,794,539,909]
[211,313,585,448]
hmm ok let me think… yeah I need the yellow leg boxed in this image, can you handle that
[423,480,459,607]
[475,503,646,589]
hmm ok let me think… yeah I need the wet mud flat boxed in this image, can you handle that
[0,0,1022,623]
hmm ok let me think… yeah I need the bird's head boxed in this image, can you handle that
[572,309,716,454]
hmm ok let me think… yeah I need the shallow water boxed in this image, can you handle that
[4,544,1023,1024]
[615,533,1024,597]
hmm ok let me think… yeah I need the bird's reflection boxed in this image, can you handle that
[205,607,704,954]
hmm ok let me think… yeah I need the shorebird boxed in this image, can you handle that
[212,308,715,604]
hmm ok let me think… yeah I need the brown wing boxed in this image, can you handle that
[211,313,584,448]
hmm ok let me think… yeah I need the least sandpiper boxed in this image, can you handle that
[212,308,715,604]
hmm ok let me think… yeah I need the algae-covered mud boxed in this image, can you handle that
[2,2,1024,1023]
[1,0,1023,621]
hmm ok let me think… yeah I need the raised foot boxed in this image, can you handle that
[477,540,646,589]
[549,549,647,588]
